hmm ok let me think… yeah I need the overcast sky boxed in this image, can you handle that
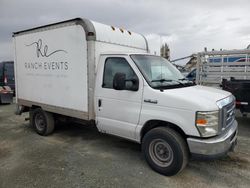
[1,0,250,64]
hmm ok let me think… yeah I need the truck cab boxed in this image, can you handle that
[95,53,237,175]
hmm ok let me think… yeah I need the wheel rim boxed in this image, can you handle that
[149,139,173,167]
[34,113,46,132]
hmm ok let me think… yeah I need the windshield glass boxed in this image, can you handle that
[131,55,190,89]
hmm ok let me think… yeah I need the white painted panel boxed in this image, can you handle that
[94,41,147,68]
[91,21,147,50]
[95,55,144,140]
[14,25,88,112]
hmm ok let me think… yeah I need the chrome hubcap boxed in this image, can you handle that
[149,139,173,167]
[35,113,45,132]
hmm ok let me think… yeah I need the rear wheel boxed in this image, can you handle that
[142,127,188,176]
[30,108,55,136]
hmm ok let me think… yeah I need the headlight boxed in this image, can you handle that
[216,95,234,109]
[196,111,219,137]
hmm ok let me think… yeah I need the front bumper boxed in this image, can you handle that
[187,120,238,158]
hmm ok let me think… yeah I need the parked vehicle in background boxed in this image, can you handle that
[13,18,238,176]
[0,61,15,93]
[186,69,196,82]
[0,61,14,103]
[0,86,13,104]
[195,49,250,88]
[193,49,250,116]
[222,77,250,116]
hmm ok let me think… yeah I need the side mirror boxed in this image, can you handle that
[113,72,126,90]
[113,72,139,91]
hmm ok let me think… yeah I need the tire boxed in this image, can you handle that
[142,127,189,176]
[30,108,55,136]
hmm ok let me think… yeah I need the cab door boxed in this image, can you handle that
[95,55,143,140]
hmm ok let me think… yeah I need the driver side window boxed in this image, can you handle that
[102,57,137,89]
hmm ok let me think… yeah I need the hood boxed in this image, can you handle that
[144,85,232,111]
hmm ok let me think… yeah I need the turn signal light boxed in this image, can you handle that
[196,119,207,125]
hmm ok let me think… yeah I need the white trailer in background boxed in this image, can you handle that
[196,49,250,87]
[194,49,250,115]
[13,18,238,176]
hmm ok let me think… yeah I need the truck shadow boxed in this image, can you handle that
[23,117,250,177]
[50,117,250,162]
[236,116,250,137]
[53,122,141,153]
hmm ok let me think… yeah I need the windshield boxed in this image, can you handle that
[131,55,192,89]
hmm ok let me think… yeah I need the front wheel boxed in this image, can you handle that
[142,127,189,176]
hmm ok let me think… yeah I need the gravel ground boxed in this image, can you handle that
[0,103,250,188]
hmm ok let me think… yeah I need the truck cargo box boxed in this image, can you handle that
[13,18,148,120]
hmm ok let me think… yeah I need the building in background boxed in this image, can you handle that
[160,43,170,60]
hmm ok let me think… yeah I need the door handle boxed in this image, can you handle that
[144,99,158,104]
[98,99,102,107]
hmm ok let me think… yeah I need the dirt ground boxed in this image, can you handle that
[0,103,250,188]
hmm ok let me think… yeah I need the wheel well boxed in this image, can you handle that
[31,105,41,110]
[27,105,41,114]
[141,120,187,142]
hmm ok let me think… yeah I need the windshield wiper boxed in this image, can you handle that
[178,78,196,85]
[178,78,188,81]
[151,79,185,86]
[151,79,172,83]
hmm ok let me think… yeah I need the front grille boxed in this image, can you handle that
[221,100,235,131]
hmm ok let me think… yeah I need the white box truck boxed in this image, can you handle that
[13,18,238,176]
